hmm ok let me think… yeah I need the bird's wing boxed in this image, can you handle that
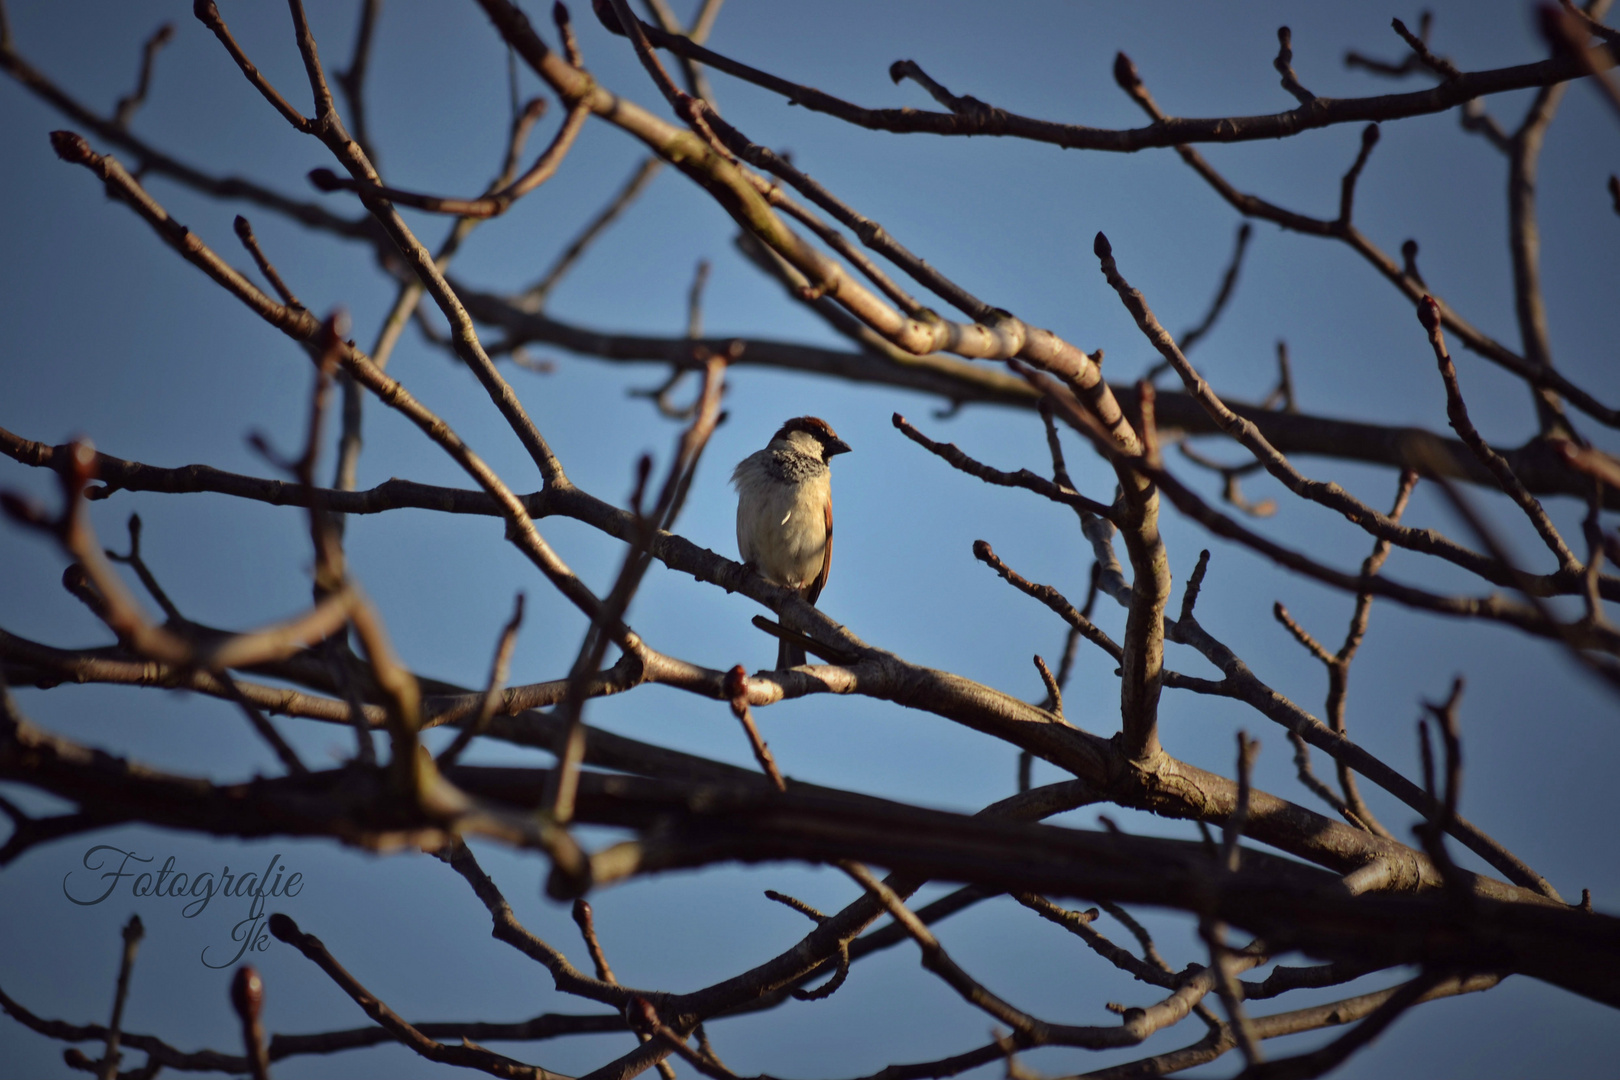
[807,494,833,605]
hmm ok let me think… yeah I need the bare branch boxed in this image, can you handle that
[191,1,313,133]
[547,355,726,825]
[841,861,1045,1039]
[232,215,304,311]
[1273,26,1317,105]
[438,594,526,767]
[269,914,565,1078]
[308,98,591,218]
[1419,296,1577,569]
[1178,223,1252,357]
[1337,123,1381,225]
[894,413,1115,517]
[333,0,382,164]
[1345,13,1445,78]
[1090,234,1615,598]
[1111,53,1620,428]
[111,23,174,129]
[633,15,1617,150]
[102,513,181,623]
[520,157,665,309]
[725,665,786,790]
[10,9,1620,1073]
[94,915,143,1080]
[1221,732,1260,873]
[973,541,1122,663]
[1391,15,1461,79]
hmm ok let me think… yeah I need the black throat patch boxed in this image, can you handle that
[766,448,827,483]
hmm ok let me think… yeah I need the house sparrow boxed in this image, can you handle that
[732,416,852,669]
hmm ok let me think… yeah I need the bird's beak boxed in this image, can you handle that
[827,436,852,457]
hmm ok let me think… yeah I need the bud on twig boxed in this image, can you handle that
[230,966,263,1022]
[1113,52,1141,92]
[192,0,223,32]
[1417,295,1442,334]
[723,663,748,703]
[49,130,94,165]
[591,0,627,36]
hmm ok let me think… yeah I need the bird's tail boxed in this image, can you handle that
[776,637,807,670]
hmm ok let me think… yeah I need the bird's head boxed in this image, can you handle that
[771,416,852,462]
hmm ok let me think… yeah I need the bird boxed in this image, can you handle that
[731,416,852,669]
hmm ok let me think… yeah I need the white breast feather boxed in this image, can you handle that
[732,449,830,591]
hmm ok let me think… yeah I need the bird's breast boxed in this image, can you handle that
[734,460,831,590]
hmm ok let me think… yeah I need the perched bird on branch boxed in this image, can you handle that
[732,416,852,668]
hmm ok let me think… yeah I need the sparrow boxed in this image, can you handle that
[731,416,852,669]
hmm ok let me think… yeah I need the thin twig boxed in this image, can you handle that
[308,98,591,218]
[192,2,313,133]
[334,0,382,165]
[439,594,526,767]
[230,966,271,1080]
[1033,654,1063,721]
[1273,26,1317,105]
[1337,124,1381,225]
[1345,12,1442,78]
[1390,15,1461,79]
[1221,732,1260,873]
[1543,3,1620,121]
[840,861,1044,1039]
[725,665,786,790]
[547,357,726,824]
[1089,232,1602,599]
[1285,730,1362,828]
[640,0,723,104]
[1234,970,1447,1080]
[1179,441,1276,518]
[686,257,710,339]
[1179,223,1252,356]
[95,915,143,1080]
[268,914,558,1079]
[519,156,664,309]
[973,541,1122,663]
[103,513,181,622]
[633,999,733,1080]
[1419,296,1576,570]
[336,87,557,511]
[894,413,1114,517]
[603,0,728,157]
[112,23,175,129]
[1201,918,1263,1069]
[233,216,304,310]
[1272,604,1333,665]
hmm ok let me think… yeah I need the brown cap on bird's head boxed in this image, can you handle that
[773,416,852,459]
